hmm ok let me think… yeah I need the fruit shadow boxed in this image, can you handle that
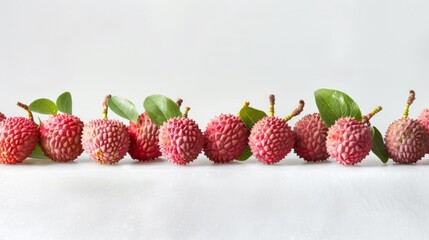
[274,159,334,166]
[128,158,166,166]
[20,158,77,166]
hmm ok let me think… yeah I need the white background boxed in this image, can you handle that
[1,1,429,240]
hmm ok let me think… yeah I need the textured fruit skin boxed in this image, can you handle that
[39,114,83,162]
[0,117,38,164]
[128,113,161,161]
[249,117,295,164]
[385,118,428,164]
[0,113,5,122]
[82,119,130,164]
[326,117,372,165]
[293,113,329,162]
[418,109,429,153]
[159,117,204,165]
[204,114,249,163]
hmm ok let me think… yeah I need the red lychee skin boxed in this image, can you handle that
[293,113,329,162]
[82,119,130,164]
[326,117,372,165]
[0,117,38,164]
[418,109,429,153]
[159,117,204,165]
[39,114,83,162]
[0,113,5,122]
[204,114,249,163]
[385,118,428,164]
[128,113,161,161]
[249,117,295,164]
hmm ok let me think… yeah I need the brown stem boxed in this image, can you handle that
[269,94,275,117]
[17,102,34,121]
[402,90,415,119]
[284,100,305,122]
[176,98,183,108]
[362,106,382,125]
[102,94,112,120]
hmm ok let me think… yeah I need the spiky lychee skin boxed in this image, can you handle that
[326,117,372,165]
[159,117,204,165]
[293,113,329,162]
[203,114,249,163]
[39,114,83,162]
[0,113,5,122]
[0,117,38,164]
[418,109,429,153]
[385,118,428,164]
[249,117,295,164]
[82,119,130,164]
[128,113,161,161]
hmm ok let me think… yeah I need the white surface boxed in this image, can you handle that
[1,158,429,240]
[1,0,429,239]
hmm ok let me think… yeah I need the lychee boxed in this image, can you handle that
[0,103,38,164]
[385,91,428,164]
[128,112,161,161]
[204,113,249,163]
[39,114,83,162]
[159,107,204,165]
[82,95,130,164]
[293,113,329,162]
[249,95,304,164]
[417,108,429,153]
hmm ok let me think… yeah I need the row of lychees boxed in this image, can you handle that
[0,90,428,165]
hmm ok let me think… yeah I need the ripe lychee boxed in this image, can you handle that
[128,112,161,161]
[0,112,5,122]
[204,113,249,163]
[249,95,304,164]
[417,108,429,153]
[159,107,204,165]
[385,91,428,164]
[39,114,83,162]
[0,103,38,164]
[326,117,374,165]
[293,113,329,162]
[82,95,130,164]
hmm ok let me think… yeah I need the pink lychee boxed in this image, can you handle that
[418,108,429,153]
[204,114,249,163]
[326,117,372,165]
[293,113,329,162]
[249,117,295,164]
[128,112,161,161]
[158,109,204,165]
[39,114,83,162]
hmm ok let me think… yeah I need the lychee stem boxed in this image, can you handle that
[269,94,275,117]
[402,90,415,119]
[102,94,112,120]
[284,100,305,122]
[17,102,34,121]
[362,106,382,125]
[183,107,190,118]
[176,98,183,108]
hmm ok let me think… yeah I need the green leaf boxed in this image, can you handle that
[143,95,182,126]
[236,146,252,161]
[28,144,49,159]
[29,98,58,115]
[239,106,267,130]
[370,126,389,163]
[56,92,72,115]
[108,96,139,123]
[314,88,362,127]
